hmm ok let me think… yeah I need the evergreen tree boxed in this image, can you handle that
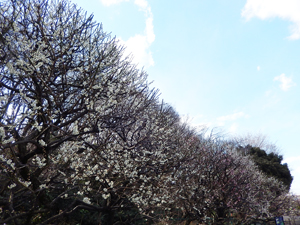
[238,145,293,190]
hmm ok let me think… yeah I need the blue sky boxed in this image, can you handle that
[71,0,300,194]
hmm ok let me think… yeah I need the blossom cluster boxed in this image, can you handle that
[0,0,296,224]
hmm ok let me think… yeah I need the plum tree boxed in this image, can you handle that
[0,0,294,224]
[0,0,183,223]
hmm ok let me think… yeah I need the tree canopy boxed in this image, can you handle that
[237,145,293,191]
[0,0,298,224]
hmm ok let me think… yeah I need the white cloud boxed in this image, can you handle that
[120,34,154,67]
[257,66,260,71]
[283,156,300,194]
[228,123,239,133]
[216,112,249,128]
[283,155,300,164]
[101,0,155,67]
[100,0,129,6]
[125,0,155,67]
[180,114,208,129]
[274,73,296,91]
[217,112,249,123]
[241,0,300,40]
[134,0,148,9]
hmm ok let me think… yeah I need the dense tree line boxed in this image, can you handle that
[0,0,298,224]
[237,145,293,190]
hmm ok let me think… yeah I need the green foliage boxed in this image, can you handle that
[241,145,293,190]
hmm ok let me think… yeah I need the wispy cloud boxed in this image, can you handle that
[228,123,239,133]
[274,73,296,91]
[100,0,155,67]
[257,66,260,71]
[217,112,249,123]
[241,0,300,40]
[216,112,249,132]
[180,114,211,131]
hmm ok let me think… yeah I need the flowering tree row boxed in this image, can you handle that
[0,0,297,224]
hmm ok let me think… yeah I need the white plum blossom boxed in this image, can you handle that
[7,183,16,189]
[82,197,91,204]
[38,139,47,147]
[0,0,293,224]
